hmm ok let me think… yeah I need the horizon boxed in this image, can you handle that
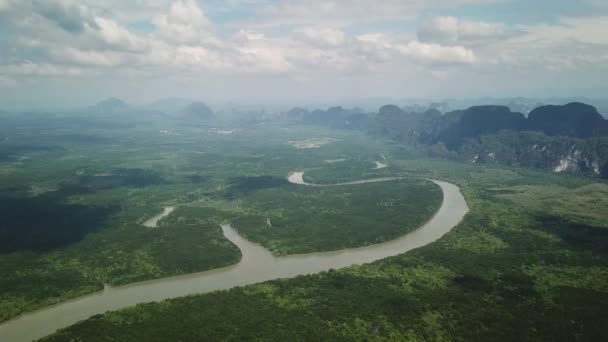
[4,96,608,117]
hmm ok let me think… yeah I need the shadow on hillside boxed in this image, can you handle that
[0,194,117,254]
[534,214,608,256]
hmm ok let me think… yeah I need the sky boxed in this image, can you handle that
[0,0,607,110]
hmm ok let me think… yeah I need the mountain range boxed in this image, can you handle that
[288,102,608,178]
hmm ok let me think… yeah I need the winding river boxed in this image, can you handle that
[142,206,175,228]
[0,171,469,342]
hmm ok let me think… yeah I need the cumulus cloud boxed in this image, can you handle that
[417,16,510,45]
[397,41,477,64]
[232,29,266,43]
[1,62,85,76]
[0,0,606,104]
[93,17,147,51]
[0,0,11,11]
[522,16,608,45]
[50,47,124,66]
[354,33,396,63]
[353,32,476,65]
[293,27,345,47]
[35,0,98,33]
[479,16,608,72]
[153,0,219,46]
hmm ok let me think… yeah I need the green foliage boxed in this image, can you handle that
[44,159,608,341]
[225,175,292,199]
[232,179,442,255]
[0,117,401,323]
[0,206,241,322]
[324,103,608,177]
[458,131,608,178]
[4,111,608,340]
[302,159,391,184]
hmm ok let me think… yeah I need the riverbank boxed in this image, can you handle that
[0,175,468,341]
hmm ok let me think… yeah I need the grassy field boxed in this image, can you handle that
[43,158,608,341]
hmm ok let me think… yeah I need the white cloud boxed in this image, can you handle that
[479,16,608,72]
[417,16,510,45]
[353,32,476,65]
[153,0,219,46]
[356,33,394,48]
[93,17,147,51]
[35,0,98,33]
[0,0,607,104]
[396,41,477,64]
[236,46,292,72]
[51,47,124,66]
[0,0,11,11]
[520,16,608,45]
[293,27,345,47]
[173,46,227,69]
[2,62,85,76]
[233,29,266,43]
[354,33,396,63]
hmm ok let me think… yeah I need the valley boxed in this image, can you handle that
[0,101,606,341]
[2,1,608,339]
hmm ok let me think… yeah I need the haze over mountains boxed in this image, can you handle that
[6,95,607,178]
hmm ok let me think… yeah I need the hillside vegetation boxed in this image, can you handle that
[44,160,608,341]
[290,102,608,178]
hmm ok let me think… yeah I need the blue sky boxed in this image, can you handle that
[0,0,607,109]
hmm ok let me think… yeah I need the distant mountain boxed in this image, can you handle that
[181,102,215,120]
[285,107,309,121]
[459,131,608,177]
[528,103,608,138]
[303,106,349,127]
[420,103,608,177]
[92,98,129,114]
[429,102,451,113]
[374,105,440,144]
[143,98,193,113]
[285,106,373,129]
[427,106,527,148]
[294,101,608,178]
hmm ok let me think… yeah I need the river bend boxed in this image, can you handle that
[0,172,469,341]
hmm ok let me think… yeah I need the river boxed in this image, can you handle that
[0,173,468,341]
[142,206,175,228]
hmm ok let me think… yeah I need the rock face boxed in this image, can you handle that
[457,131,608,177]
[528,102,608,138]
[303,106,349,127]
[297,101,608,178]
[181,102,215,120]
[378,105,403,117]
[431,105,527,148]
[423,103,608,177]
[375,105,441,144]
[412,102,607,147]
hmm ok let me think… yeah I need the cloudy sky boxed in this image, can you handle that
[0,0,607,109]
